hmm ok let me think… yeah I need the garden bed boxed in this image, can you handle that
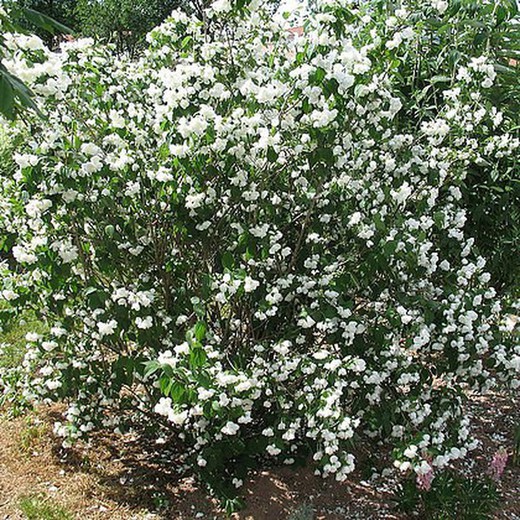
[1,391,518,519]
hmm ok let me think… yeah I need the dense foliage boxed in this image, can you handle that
[74,0,187,56]
[9,0,208,55]
[0,0,518,508]
[0,4,70,120]
[8,0,78,45]
[370,0,520,296]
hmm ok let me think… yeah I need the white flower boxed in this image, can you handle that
[415,461,433,475]
[46,379,62,390]
[236,380,254,392]
[26,199,52,218]
[439,260,450,271]
[221,421,240,435]
[313,350,329,360]
[97,320,118,337]
[211,0,232,14]
[42,341,58,352]
[185,193,205,209]
[51,327,67,337]
[348,212,362,226]
[168,409,188,425]
[17,34,45,51]
[386,33,402,50]
[58,244,79,263]
[432,0,448,14]
[244,276,260,293]
[310,107,338,128]
[298,315,316,329]
[250,224,269,238]
[158,350,177,367]
[169,144,189,157]
[175,315,188,326]
[136,316,153,329]
[267,444,281,456]
[80,142,102,156]
[153,167,174,182]
[14,153,39,169]
[1,289,18,301]
[109,110,125,128]
[25,332,42,342]
[12,246,37,264]
[404,445,418,458]
[154,397,172,416]
[198,388,215,400]
[174,342,190,355]
[62,189,78,202]
[392,182,413,205]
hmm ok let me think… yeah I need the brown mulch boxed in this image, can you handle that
[0,391,518,520]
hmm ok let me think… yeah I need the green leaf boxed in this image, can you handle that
[105,224,115,236]
[181,35,192,49]
[221,251,234,270]
[15,86,41,114]
[194,321,206,341]
[493,63,516,75]
[170,381,186,403]
[201,273,212,300]
[159,375,173,395]
[0,66,41,118]
[0,71,15,120]
[224,497,245,515]
[430,75,451,84]
[267,147,278,162]
[23,8,73,35]
[496,5,508,25]
[143,360,160,379]
[190,346,207,369]
[473,31,489,46]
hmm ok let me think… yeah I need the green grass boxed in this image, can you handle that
[0,308,46,371]
[19,494,73,520]
[0,305,47,412]
[19,419,47,453]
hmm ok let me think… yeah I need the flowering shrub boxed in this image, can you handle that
[1,0,519,507]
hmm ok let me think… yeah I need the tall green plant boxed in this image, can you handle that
[369,0,520,294]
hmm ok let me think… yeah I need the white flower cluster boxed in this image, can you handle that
[0,0,518,495]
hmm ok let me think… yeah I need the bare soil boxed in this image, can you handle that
[0,391,518,520]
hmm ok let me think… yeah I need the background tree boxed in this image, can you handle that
[9,0,206,56]
[75,0,186,57]
[7,0,78,47]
